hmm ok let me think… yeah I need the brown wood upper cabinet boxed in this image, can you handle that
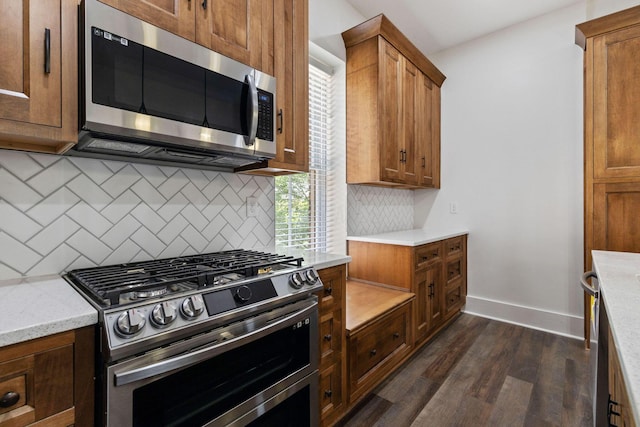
[241,0,309,175]
[98,0,267,71]
[342,15,444,189]
[0,0,77,154]
[577,5,640,346]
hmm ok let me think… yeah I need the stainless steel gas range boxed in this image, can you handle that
[64,249,322,427]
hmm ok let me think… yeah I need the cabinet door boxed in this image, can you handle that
[593,182,640,252]
[415,263,443,343]
[401,59,418,185]
[195,0,263,70]
[0,0,77,153]
[593,25,640,179]
[379,39,403,182]
[417,72,440,188]
[269,0,309,171]
[98,0,195,40]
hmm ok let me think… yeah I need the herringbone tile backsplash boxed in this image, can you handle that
[347,185,413,236]
[0,151,274,281]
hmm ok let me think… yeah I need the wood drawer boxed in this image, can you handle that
[445,236,464,256]
[348,301,411,403]
[415,242,442,269]
[445,280,465,318]
[446,257,463,283]
[319,362,343,421]
[319,309,343,368]
[317,265,345,314]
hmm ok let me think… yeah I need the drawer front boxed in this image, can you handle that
[353,308,408,380]
[415,242,442,269]
[445,281,464,317]
[446,257,463,283]
[319,362,343,420]
[317,265,345,314]
[319,310,343,367]
[445,236,464,256]
[0,356,35,426]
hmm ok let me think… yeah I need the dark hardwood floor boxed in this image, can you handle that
[338,314,593,427]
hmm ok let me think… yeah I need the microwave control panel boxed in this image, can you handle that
[257,90,274,141]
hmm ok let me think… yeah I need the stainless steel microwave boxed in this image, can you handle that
[70,0,276,170]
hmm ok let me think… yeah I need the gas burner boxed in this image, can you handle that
[132,287,168,299]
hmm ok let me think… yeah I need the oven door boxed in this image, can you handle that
[104,298,319,427]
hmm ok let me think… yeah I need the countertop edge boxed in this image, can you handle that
[347,229,469,246]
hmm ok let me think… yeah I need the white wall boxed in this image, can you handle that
[309,0,365,60]
[414,4,588,337]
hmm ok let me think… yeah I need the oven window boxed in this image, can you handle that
[132,321,310,427]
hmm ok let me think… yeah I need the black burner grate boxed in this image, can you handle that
[66,250,303,307]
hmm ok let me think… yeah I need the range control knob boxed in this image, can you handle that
[234,285,253,303]
[150,302,177,327]
[115,309,146,337]
[181,295,205,320]
[290,272,305,289]
[305,269,319,284]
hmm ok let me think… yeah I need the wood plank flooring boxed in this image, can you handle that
[337,314,593,427]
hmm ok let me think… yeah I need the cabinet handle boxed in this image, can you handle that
[393,332,400,339]
[202,0,207,9]
[324,334,332,341]
[324,286,332,296]
[422,156,426,168]
[370,349,377,356]
[324,390,333,398]
[44,28,51,74]
[277,109,283,134]
[0,391,20,408]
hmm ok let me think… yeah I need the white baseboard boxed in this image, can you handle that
[463,295,584,341]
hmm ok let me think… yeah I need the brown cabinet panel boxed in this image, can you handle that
[319,362,343,421]
[415,242,441,270]
[98,0,196,40]
[0,0,77,153]
[317,265,344,314]
[415,263,443,344]
[319,310,343,368]
[594,182,640,253]
[380,39,402,182]
[593,25,640,179]
[195,0,263,70]
[33,345,73,420]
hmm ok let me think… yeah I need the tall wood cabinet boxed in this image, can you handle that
[342,15,444,189]
[576,5,640,346]
[0,0,77,154]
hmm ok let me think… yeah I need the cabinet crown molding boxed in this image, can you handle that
[576,4,640,49]
[341,14,445,87]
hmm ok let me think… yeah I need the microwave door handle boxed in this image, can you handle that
[245,74,258,146]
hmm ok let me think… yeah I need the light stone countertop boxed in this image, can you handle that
[288,250,351,270]
[347,228,469,247]
[592,250,640,426]
[0,275,98,348]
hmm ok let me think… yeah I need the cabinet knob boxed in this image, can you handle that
[0,391,20,408]
[324,334,332,341]
[324,390,333,398]
[370,349,377,356]
[325,287,333,296]
[393,332,400,339]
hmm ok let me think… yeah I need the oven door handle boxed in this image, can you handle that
[114,301,316,387]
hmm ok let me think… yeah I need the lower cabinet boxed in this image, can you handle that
[346,300,412,404]
[608,328,636,427]
[316,264,347,427]
[0,327,94,427]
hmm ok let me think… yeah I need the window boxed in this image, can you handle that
[275,45,346,254]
